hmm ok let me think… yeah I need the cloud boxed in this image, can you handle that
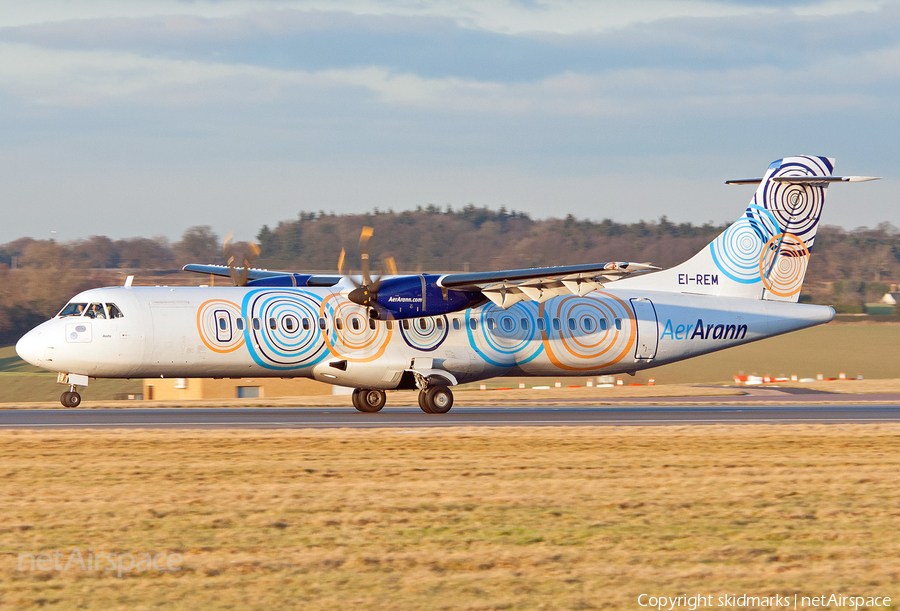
[0,39,896,119]
[3,3,899,85]
[0,1,897,242]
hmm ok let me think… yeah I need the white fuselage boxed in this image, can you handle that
[16,282,835,388]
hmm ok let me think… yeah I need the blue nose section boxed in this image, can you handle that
[15,329,44,367]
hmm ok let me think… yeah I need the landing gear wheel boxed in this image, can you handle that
[60,391,81,408]
[356,389,386,413]
[424,386,453,414]
[417,390,433,413]
[351,389,363,410]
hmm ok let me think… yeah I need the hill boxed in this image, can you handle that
[2,206,900,344]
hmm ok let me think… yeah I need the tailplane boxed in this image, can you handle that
[615,156,879,301]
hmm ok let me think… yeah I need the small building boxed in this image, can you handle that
[880,290,900,305]
[142,377,334,401]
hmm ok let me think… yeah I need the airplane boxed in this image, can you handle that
[15,156,880,413]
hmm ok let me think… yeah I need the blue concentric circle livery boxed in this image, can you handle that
[242,289,328,370]
[710,205,778,284]
[400,315,449,352]
[466,303,543,367]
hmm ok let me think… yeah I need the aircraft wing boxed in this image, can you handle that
[183,264,342,287]
[438,262,658,309]
[184,264,290,280]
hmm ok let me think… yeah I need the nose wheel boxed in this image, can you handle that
[352,389,386,413]
[418,385,453,414]
[60,391,82,408]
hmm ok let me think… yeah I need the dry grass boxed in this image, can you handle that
[1,426,900,610]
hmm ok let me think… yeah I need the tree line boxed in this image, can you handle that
[2,205,899,344]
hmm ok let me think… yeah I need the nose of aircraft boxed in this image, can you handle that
[15,328,44,367]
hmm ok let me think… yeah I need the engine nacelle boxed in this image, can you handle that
[370,274,484,320]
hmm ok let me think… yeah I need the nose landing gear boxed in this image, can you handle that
[60,389,82,408]
[57,373,88,408]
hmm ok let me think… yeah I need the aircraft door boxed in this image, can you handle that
[150,301,193,367]
[629,298,659,360]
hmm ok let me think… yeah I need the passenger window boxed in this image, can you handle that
[106,303,124,319]
[319,318,327,330]
[369,318,376,330]
[521,318,528,331]
[284,318,295,332]
[502,317,513,331]
[436,318,443,329]
[599,318,608,331]
[552,318,561,331]
[59,303,88,317]
[568,318,576,331]
[236,318,245,331]
[252,318,261,331]
[269,318,277,330]
[537,318,545,332]
[219,318,228,331]
[335,318,343,330]
[85,303,106,319]
[419,318,427,330]
[302,318,310,331]
[615,318,622,331]
[452,318,460,330]
[584,317,593,332]
[386,321,393,330]
[487,318,495,331]
[402,320,410,330]
[351,318,361,331]
[469,318,477,330]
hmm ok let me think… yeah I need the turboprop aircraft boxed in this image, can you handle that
[15,156,879,412]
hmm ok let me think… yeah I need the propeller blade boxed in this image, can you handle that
[222,234,259,287]
[359,226,374,286]
[383,256,397,276]
[338,248,346,276]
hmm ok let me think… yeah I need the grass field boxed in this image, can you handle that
[1,426,899,610]
[1,321,899,403]
[0,346,142,403]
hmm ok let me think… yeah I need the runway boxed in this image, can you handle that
[3,404,900,429]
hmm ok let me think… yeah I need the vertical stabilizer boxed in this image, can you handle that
[615,155,840,301]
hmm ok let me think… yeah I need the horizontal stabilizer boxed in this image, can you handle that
[726,176,881,185]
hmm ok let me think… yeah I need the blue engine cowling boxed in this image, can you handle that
[373,274,484,319]
[247,273,484,319]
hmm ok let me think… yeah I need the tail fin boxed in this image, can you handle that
[616,156,878,301]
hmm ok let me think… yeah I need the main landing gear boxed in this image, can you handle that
[350,383,455,414]
[417,385,453,414]
[352,389,387,413]
[60,388,82,408]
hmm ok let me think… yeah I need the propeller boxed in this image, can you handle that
[223,233,261,287]
[339,226,397,316]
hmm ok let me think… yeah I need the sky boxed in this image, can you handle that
[0,0,898,244]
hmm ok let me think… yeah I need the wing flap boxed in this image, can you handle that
[441,262,657,309]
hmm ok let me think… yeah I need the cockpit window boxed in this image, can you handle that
[106,303,124,319]
[59,303,87,317]
[85,303,106,319]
